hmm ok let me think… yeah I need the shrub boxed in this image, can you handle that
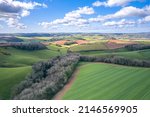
[80,56,150,67]
[13,42,47,50]
[125,44,150,51]
[13,53,80,100]
[64,41,77,45]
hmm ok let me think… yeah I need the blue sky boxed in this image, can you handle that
[0,0,150,33]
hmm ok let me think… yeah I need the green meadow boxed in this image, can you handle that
[0,44,67,99]
[0,36,150,100]
[63,63,150,100]
[0,66,31,99]
[80,49,150,60]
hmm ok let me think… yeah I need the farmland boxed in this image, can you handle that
[0,66,31,99]
[63,63,150,100]
[0,33,150,100]
[80,49,150,60]
[0,43,67,99]
[0,45,67,67]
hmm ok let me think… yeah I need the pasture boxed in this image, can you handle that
[0,35,150,100]
[63,63,150,100]
[0,66,31,99]
[0,45,67,67]
[80,49,150,60]
[0,44,67,99]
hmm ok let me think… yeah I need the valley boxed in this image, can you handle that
[0,33,150,100]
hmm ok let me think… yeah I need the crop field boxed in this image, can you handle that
[63,63,150,100]
[0,66,31,99]
[0,34,150,100]
[69,39,139,52]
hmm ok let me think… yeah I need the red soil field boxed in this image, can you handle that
[76,40,88,45]
[106,39,136,49]
[53,40,68,45]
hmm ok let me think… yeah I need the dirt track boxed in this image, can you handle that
[52,69,79,100]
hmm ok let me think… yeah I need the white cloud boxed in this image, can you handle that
[0,0,47,29]
[92,1,107,7]
[21,10,30,17]
[89,6,150,23]
[103,19,136,27]
[6,18,27,29]
[39,6,94,28]
[112,6,148,18]
[0,0,47,15]
[93,0,140,7]
[139,15,150,23]
[143,15,150,22]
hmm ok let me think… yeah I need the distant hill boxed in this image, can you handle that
[0,36,23,43]
[102,32,150,39]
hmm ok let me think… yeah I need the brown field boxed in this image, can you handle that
[76,40,88,45]
[53,40,68,45]
[106,39,136,49]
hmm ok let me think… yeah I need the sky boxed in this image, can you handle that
[0,0,150,33]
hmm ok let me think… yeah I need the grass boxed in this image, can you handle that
[70,42,108,52]
[80,49,150,60]
[63,63,150,100]
[1,38,150,100]
[0,45,67,99]
[0,45,67,67]
[0,66,32,99]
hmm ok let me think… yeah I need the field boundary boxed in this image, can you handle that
[52,69,79,100]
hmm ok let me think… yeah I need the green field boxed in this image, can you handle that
[0,45,67,99]
[0,45,67,67]
[80,49,150,60]
[70,42,108,52]
[0,66,32,99]
[63,63,150,100]
[1,36,150,100]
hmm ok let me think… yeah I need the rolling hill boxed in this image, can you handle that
[63,63,150,100]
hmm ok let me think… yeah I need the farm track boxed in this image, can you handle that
[52,69,79,100]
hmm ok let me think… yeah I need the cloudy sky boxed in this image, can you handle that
[0,0,150,33]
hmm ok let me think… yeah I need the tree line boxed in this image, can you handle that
[64,41,77,45]
[125,44,150,51]
[12,53,150,100]
[12,42,47,50]
[80,55,150,67]
[12,53,80,100]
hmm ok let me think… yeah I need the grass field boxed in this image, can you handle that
[0,45,67,67]
[0,45,67,99]
[1,37,150,100]
[0,66,32,99]
[80,49,150,60]
[63,63,150,100]
[70,42,108,52]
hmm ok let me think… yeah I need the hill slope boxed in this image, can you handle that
[0,66,31,99]
[63,63,150,100]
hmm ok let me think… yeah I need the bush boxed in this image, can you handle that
[13,42,47,50]
[80,56,150,67]
[125,44,150,51]
[12,53,150,100]
[64,41,77,45]
[13,53,80,100]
